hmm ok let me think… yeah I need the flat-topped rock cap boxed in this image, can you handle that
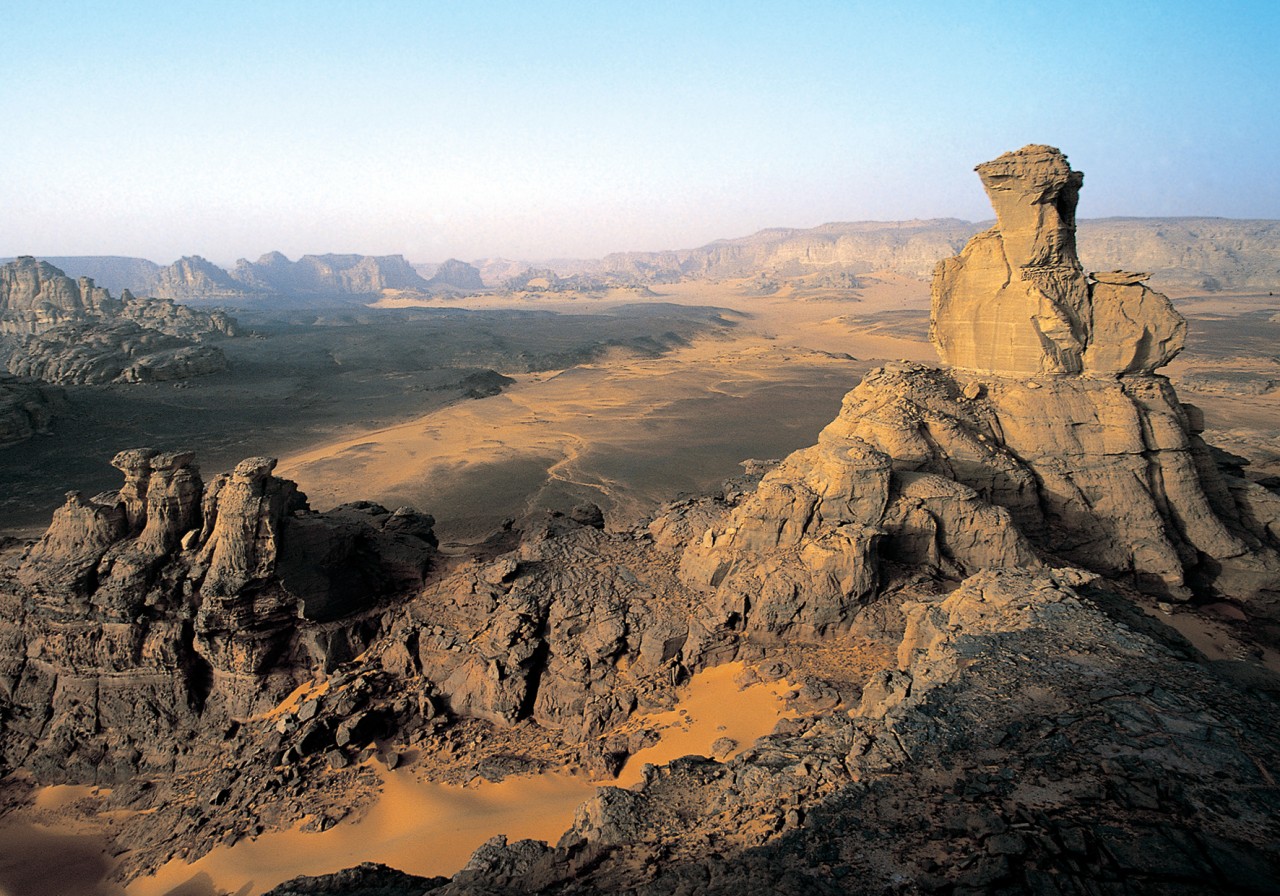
[111,447,159,471]
[233,456,278,478]
[975,143,1077,180]
[931,144,1185,377]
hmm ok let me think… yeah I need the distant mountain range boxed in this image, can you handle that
[0,253,485,302]
[594,217,1280,290]
[8,216,1278,300]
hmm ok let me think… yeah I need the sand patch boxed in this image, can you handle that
[126,661,791,896]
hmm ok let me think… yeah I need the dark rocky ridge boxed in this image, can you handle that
[0,148,1278,894]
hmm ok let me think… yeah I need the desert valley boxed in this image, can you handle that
[0,143,1277,896]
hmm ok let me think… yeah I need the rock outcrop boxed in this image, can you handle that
[681,146,1280,617]
[146,255,257,301]
[3,450,436,779]
[2,147,1278,895]
[0,258,238,386]
[0,256,115,327]
[931,146,1188,378]
[231,252,430,295]
[426,258,486,291]
[5,320,230,384]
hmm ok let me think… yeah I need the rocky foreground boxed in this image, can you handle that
[2,146,1279,895]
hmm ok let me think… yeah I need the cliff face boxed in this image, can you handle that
[602,219,977,282]
[13,255,163,298]
[0,256,115,322]
[146,255,258,300]
[231,252,431,294]
[595,216,1280,290]
[0,257,238,388]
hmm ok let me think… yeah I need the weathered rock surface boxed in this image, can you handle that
[264,862,448,895]
[4,319,229,384]
[5,255,163,298]
[0,256,112,319]
[676,148,1280,622]
[931,145,1188,377]
[0,257,238,385]
[2,450,436,780]
[1084,270,1187,374]
[2,147,1278,896]
[436,569,1280,896]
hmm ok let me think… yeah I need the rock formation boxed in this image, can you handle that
[426,258,486,291]
[0,257,238,387]
[931,146,1186,377]
[0,256,114,325]
[231,252,431,295]
[146,255,257,301]
[683,146,1280,618]
[5,319,230,384]
[4,449,436,779]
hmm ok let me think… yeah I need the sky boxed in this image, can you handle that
[2,0,1277,265]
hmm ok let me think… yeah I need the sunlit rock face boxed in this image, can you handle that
[931,145,1185,377]
[682,145,1280,612]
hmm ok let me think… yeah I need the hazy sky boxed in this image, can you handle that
[3,1,1277,265]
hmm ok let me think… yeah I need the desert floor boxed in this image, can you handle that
[283,276,1280,544]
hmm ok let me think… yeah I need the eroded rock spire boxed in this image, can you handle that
[931,144,1185,376]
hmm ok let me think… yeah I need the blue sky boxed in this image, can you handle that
[2,1,1277,264]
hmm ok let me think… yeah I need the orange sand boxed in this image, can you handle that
[126,662,791,896]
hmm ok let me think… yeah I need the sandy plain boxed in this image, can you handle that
[281,275,1280,541]
[280,275,938,542]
